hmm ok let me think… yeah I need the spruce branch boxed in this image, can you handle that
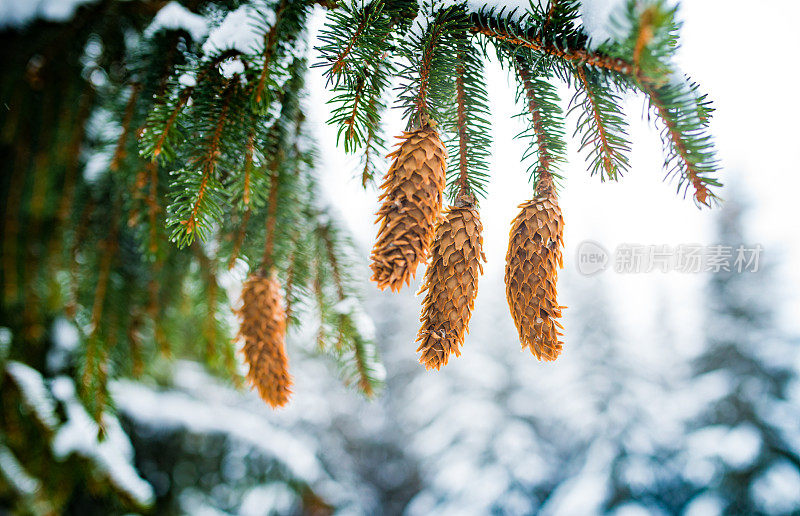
[146,161,161,255]
[315,0,395,86]
[52,88,95,260]
[228,208,251,270]
[315,216,382,396]
[456,62,469,198]
[149,90,189,161]
[140,49,244,163]
[81,196,121,428]
[514,53,566,184]
[359,90,387,186]
[167,77,238,248]
[260,157,282,271]
[316,1,395,175]
[284,250,297,322]
[472,23,634,78]
[110,83,142,171]
[569,65,631,181]
[446,34,491,201]
[396,1,461,124]
[618,0,719,203]
[243,131,255,206]
[640,78,720,206]
[253,0,288,111]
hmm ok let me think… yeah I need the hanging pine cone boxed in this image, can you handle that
[504,174,565,360]
[416,199,486,370]
[370,124,447,292]
[235,270,292,407]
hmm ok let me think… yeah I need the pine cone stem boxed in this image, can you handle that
[261,157,281,270]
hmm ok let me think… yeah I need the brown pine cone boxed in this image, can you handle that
[504,175,565,360]
[416,202,486,370]
[235,271,292,407]
[370,125,447,292]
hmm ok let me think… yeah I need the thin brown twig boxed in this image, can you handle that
[181,79,236,234]
[575,66,615,179]
[515,56,553,179]
[640,80,711,205]
[110,83,141,171]
[260,157,282,271]
[228,208,251,270]
[542,0,559,35]
[254,0,288,104]
[331,14,368,75]
[146,160,160,254]
[455,51,470,198]
[472,26,636,77]
[415,24,447,118]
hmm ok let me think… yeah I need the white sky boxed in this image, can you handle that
[309,0,800,351]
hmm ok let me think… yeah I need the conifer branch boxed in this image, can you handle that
[330,14,368,76]
[446,34,491,202]
[571,65,630,180]
[321,227,347,351]
[360,95,381,186]
[254,0,287,106]
[110,83,141,171]
[243,131,255,206]
[228,208,251,270]
[456,57,470,198]
[65,199,95,319]
[313,268,327,350]
[53,89,95,249]
[396,3,463,124]
[473,25,634,77]
[345,76,366,144]
[146,161,160,254]
[88,209,119,339]
[415,26,442,118]
[575,67,613,177]
[82,198,120,426]
[544,0,559,32]
[514,54,566,183]
[170,77,236,246]
[640,80,718,205]
[284,252,296,321]
[260,158,282,271]
[316,219,381,396]
[151,90,189,160]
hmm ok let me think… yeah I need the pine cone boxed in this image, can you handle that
[416,202,486,370]
[370,125,447,292]
[236,271,292,407]
[504,175,565,360]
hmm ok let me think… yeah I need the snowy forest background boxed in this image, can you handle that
[3,0,800,514]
